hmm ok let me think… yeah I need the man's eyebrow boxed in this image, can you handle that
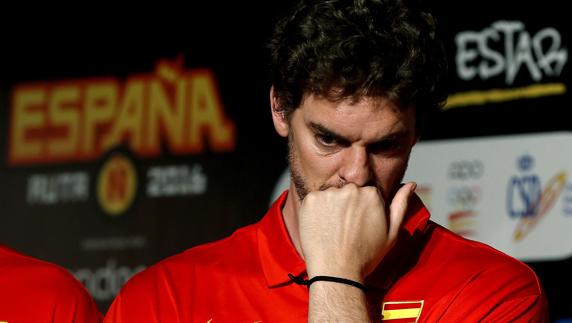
[376,131,408,141]
[308,122,350,143]
[309,121,409,144]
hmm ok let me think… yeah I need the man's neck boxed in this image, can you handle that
[282,185,304,260]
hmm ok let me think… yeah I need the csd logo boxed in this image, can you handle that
[448,160,484,180]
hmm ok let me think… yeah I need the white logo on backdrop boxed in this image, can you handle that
[456,20,567,84]
[405,132,572,261]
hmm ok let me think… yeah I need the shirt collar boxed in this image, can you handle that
[257,190,430,288]
[402,193,431,236]
[257,191,306,287]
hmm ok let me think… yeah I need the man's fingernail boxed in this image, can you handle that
[410,182,417,195]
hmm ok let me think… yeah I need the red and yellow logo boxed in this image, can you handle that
[96,152,137,216]
[8,56,235,166]
[381,300,423,322]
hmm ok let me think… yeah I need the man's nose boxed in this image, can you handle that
[338,147,373,187]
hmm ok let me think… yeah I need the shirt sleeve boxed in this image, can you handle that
[422,261,549,322]
[54,285,103,323]
[479,294,548,322]
[104,281,155,323]
[51,269,103,323]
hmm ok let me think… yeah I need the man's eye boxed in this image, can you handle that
[316,134,336,146]
[369,140,401,153]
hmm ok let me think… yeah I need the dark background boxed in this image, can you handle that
[0,1,570,320]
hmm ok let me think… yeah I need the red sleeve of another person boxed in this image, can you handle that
[0,245,102,323]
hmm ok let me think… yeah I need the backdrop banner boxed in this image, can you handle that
[0,1,569,319]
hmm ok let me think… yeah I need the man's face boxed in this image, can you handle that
[273,94,417,203]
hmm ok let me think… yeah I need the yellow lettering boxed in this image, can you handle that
[84,81,117,157]
[10,87,46,164]
[47,85,80,158]
[147,78,186,154]
[189,71,235,152]
[103,80,145,151]
[9,59,237,165]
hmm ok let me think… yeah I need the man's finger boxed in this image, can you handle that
[388,182,417,241]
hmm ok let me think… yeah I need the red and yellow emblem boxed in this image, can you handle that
[381,301,423,322]
[96,152,137,216]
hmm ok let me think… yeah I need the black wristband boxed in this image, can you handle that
[288,273,367,292]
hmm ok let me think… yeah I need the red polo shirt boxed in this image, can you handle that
[105,191,547,322]
[0,245,102,323]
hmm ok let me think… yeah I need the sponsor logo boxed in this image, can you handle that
[447,186,481,237]
[508,155,541,219]
[406,133,572,260]
[448,20,567,109]
[80,236,147,251]
[448,160,484,180]
[73,259,145,303]
[507,154,567,241]
[27,171,89,205]
[446,160,483,237]
[381,300,423,322]
[448,186,481,210]
[448,210,475,236]
[147,164,207,197]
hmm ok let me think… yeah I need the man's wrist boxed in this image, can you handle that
[306,266,365,284]
[308,276,368,292]
[289,273,368,292]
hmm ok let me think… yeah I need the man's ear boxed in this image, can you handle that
[270,86,289,138]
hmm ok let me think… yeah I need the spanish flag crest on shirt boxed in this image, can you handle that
[381,301,424,322]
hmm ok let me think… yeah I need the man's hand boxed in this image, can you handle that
[299,182,416,283]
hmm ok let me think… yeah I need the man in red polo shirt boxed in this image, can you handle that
[105,0,548,321]
[0,244,102,322]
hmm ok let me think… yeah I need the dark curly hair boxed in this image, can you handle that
[268,0,447,129]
